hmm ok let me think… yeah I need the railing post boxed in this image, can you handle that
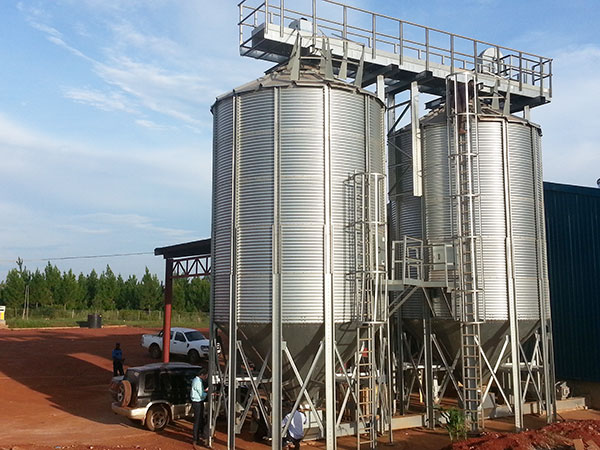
[473,40,478,72]
[495,45,501,76]
[519,51,523,91]
[539,56,544,96]
[425,28,430,71]
[450,34,455,74]
[280,0,284,37]
[238,2,243,47]
[265,0,269,33]
[343,5,347,40]
[372,13,377,59]
[549,59,553,98]
[399,21,403,66]
[312,0,317,47]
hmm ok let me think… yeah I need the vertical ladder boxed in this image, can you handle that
[350,171,387,448]
[356,329,376,448]
[447,73,484,431]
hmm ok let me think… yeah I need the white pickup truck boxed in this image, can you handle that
[141,327,209,364]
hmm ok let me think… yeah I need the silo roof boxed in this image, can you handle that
[212,65,383,110]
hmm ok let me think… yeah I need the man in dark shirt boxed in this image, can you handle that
[112,342,124,376]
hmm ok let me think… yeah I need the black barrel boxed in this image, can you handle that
[88,313,102,328]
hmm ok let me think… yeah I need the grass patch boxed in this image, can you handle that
[7,314,209,329]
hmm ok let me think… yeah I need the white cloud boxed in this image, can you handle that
[135,119,172,130]
[78,212,195,239]
[0,113,209,212]
[63,87,138,114]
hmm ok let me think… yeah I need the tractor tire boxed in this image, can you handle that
[145,404,169,432]
[117,380,132,407]
[149,344,161,359]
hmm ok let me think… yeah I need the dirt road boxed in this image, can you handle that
[0,326,597,450]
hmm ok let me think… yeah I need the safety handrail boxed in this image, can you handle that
[238,0,552,97]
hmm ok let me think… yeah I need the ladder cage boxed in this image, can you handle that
[446,71,486,430]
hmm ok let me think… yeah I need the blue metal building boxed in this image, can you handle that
[544,182,600,382]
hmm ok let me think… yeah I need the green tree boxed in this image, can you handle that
[139,267,162,311]
[58,269,84,309]
[29,269,52,308]
[186,277,210,312]
[44,262,62,306]
[3,269,26,309]
[117,274,139,309]
[173,278,187,311]
[86,269,99,308]
[96,265,119,310]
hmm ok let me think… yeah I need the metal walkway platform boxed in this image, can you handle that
[239,0,552,112]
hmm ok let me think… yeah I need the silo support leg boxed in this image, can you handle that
[423,318,435,429]
[208,355,228,441]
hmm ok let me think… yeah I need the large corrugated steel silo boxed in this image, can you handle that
[211,66,385,395]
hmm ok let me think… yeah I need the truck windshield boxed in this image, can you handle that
[185,331,205,341]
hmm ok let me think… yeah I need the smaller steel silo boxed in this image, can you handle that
[389,73,554,429]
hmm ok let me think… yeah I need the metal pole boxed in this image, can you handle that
[501,119,523,431]
[410,81,422,197]
[208,228,217,447]
[265,0,269,34]
[162,258,173,363]
[450,34,455,74]
[280,0,284,38]
[425,28,430,72]
[312,0,317,48]
[519,52,523,91]
[423,315,435,429]
[227,95,240,450]
[372,13,377,59]
[271,88,282,450]
[397,313,405,415]
[386,319,394,443]
[323,84,337,449]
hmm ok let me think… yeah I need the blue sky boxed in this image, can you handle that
[0,0,598,281]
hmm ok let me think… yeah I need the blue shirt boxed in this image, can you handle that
[112,348,123,361]
[191,376,207,402]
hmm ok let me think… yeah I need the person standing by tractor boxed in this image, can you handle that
[191,369,208,448]
[112,342,124,376]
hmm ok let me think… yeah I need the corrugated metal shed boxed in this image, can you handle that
[544,182,600,382]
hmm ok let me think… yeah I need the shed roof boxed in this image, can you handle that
[154,238,211,259]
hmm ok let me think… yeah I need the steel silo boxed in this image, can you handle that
[390,105,550,373]
[211,67,386,398]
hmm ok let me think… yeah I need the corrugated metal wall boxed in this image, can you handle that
[545,182,600,382]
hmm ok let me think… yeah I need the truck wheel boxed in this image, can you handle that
[117,380,132,407]
[149,344,161,359]
[188,349,200,365]
[146,404,169,432]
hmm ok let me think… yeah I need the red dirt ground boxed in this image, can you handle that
[446,420,600,449]
[0,326,598,450]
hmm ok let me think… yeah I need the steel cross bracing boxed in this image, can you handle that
[238,0,552,112]
[170,255,211,279]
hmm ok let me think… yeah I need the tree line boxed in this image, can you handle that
[0,259,210,312]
